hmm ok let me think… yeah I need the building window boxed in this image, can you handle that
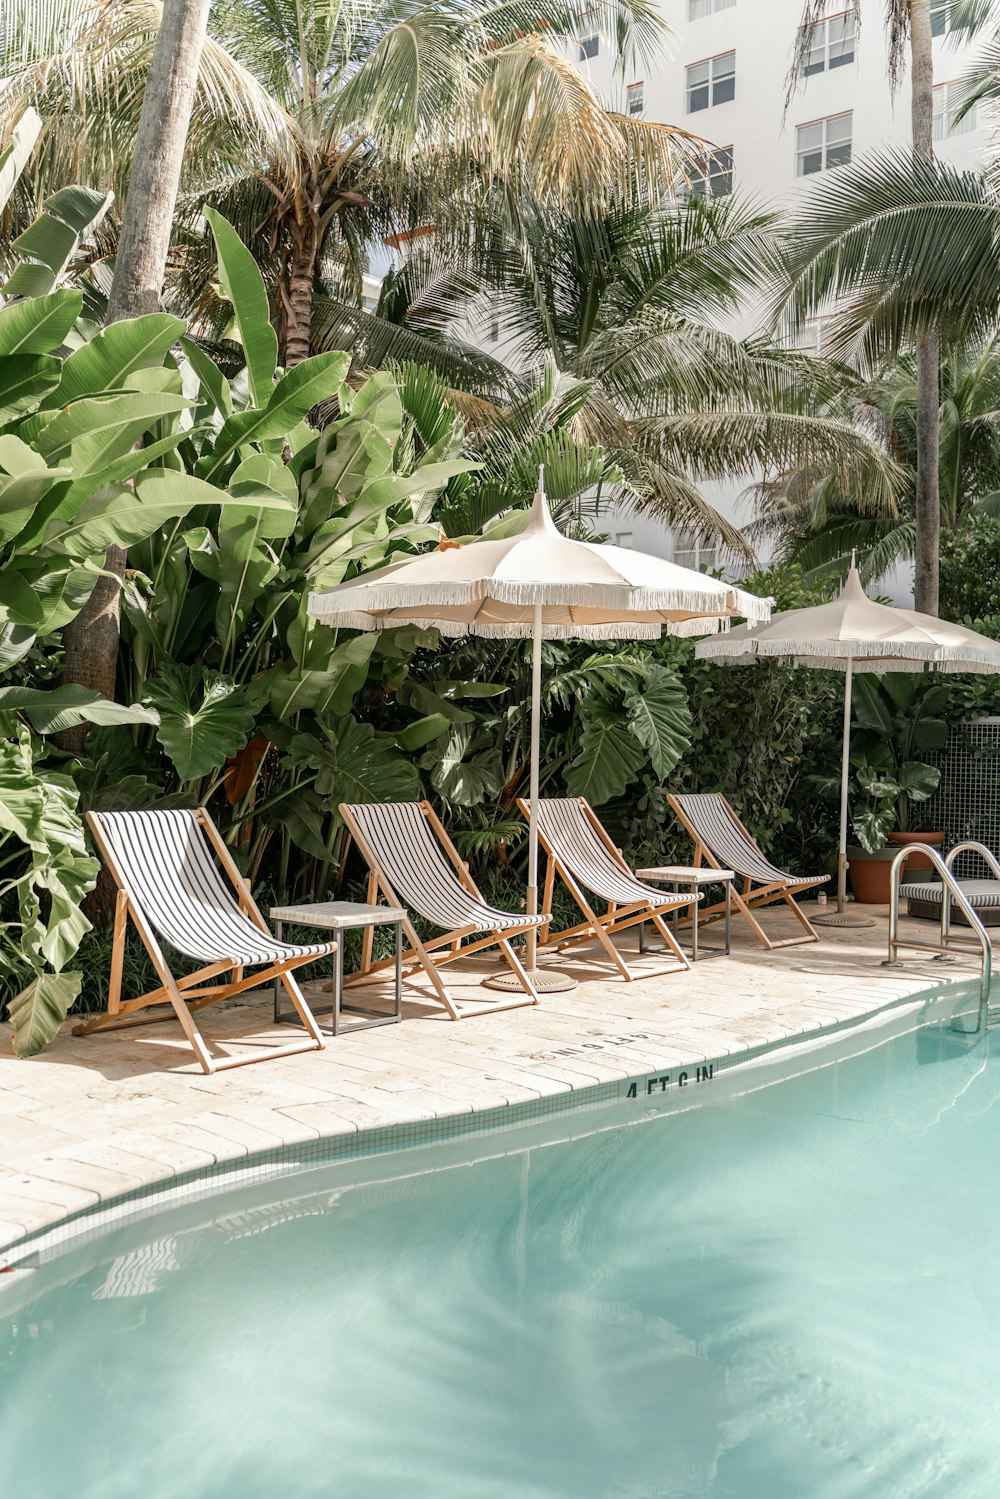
[673,532,718,572]
[933,80,977,139]
[615,531,634,548]
[796,111,852,175]
[801,11,856,76]
[578,34,599,60]
[689,145,734,198]
[689,0,736,18]
[686,51,736,113]
[930,1,964,35]
[796,314,834,355]
[626,81,644,116]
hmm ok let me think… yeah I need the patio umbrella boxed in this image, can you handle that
[309,473,771,989]
[694,563,1000,927]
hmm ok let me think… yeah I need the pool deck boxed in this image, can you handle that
[0,905,980,1254]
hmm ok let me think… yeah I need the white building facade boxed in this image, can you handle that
[570,0,990,574]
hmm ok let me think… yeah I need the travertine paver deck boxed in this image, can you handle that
[0,905,980,1251]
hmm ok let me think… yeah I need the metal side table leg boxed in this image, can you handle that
[394,920,403,1020]
[724,880,732,955]
[692,887,698,963]
[332,939,344,1037]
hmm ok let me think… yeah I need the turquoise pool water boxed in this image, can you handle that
[3,1010,1000,1497]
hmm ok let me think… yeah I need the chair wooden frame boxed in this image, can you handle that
[667,793,828,951]
[339,800,544,1020]
[75,808,329,1074]
[517,796,698,981]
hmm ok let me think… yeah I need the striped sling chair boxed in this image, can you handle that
[516,796,700,980]
[340,801,547,1019]
[77,808,330,1073]
[667,793,829,950]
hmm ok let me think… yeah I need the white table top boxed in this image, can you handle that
[269,901,407,930]
[637,866,735,884]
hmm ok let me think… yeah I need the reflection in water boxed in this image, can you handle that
[2,1024,999,1498]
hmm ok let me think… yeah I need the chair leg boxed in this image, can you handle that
[107,891,128,1017]
[495,934,540,1002]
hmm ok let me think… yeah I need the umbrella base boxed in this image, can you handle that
[812,908,877,929]
[482,968,579,994]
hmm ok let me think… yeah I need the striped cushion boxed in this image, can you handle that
[902,879,1000,908]
[671,793,820,887]
[535,799,693,910]
[344,802,544,933]
[97,810,332,965]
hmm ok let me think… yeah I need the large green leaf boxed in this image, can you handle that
[0,289,82,356]
[46,314,186,407]
[896,761,940,803]
[286,717,421,809]
[7,972,83,1059]
[0,108,41,215]
[34,390,188,467]
[4,186,114,298]
[204,352,351,476]
[420,722,504,806]
[624,665,692,779]
[0,685,159,735]
[565,702,647,806]
[204,207,278,409]
[216,456,298,649]
[0,354,61,417]
[144,664,255,781]
[253,633,378,719]
[0,725,97,975]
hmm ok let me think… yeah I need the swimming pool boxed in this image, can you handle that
[3,996,998,1498]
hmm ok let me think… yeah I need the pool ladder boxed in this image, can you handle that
[887,841,997,1033]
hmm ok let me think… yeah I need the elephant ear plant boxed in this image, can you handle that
[811,673,948,853]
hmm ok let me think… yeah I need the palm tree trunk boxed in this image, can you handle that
[59,0,212,754]
[910,0,940,615]
[282,211,319,366]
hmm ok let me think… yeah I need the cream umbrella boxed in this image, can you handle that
[695,563,1000,927]
[309,474,771,989]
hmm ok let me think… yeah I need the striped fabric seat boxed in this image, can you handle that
[668,792,827,951]
[668,794,800,885]
[534,799,692,909]
[901,879,1000,907]
[98,810,331,965]
[517,794,695,981]
[343,802,545,933]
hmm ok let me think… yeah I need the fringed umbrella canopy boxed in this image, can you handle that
[308,487,770,639]
[309,480,772,992]
[696,565,1000,925]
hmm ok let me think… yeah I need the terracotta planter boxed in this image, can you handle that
[886,830,944,875]
[847,846,897,905]
[848,832,945,904]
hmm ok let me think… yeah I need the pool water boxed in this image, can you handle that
[4,1014,1000,1498]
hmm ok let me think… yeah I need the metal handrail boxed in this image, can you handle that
[943,842,1000,951]
[887,842,992,1031]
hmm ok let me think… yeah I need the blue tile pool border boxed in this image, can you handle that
[0,976,980,1270]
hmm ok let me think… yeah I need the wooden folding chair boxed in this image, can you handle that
[76,808,330,1073]
[516,795,699,980]
[667,792,829,950]
[339,800,546,1019]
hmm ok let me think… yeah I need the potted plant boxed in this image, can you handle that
[846,675,949,902]
[811,675,948,903]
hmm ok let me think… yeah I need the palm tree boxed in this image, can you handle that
[750,336,1000,582]
[417,189,906,558]
[789,0,942,610]
[0,0,694,365]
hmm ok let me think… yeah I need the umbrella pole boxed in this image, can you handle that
[814,653,875,929]
[483,602,577,993]
[526,602,543,971]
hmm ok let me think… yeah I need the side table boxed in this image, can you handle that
[635,866,735,962]
[270,902,406,1035]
